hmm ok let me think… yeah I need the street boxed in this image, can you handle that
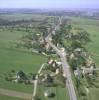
[45,17,77,100]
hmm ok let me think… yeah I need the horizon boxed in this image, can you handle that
[0,0,99,9]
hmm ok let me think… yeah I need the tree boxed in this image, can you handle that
[44,74,54,87]
[53,24,91,52]
[17,70,28,80]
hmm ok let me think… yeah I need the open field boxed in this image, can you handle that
[0,94,25,100]
[0,14,54,21]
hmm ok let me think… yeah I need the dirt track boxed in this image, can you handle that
[0,88,32,100]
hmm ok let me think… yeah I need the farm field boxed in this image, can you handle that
[0,94,25,100]
[0,31,46,93]
[0,22,47,94]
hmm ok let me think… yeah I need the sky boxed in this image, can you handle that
[0,0,99,9]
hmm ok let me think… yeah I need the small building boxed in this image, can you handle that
[60,48,65,52]
[44,90,54,98]
[56,61,62,66]
[74,67,81,79]
[82,66,94,75]
[74,48,82,55]
[70,53,75,59]
[48,59,54,64]
[55,68,60,75]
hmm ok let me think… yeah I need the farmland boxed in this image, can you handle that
[0,94,24,100]
[0,13,99,100]
[0,14,49,100]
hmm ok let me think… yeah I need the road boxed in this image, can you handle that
[45,17,77,100]
[32,63,45,100]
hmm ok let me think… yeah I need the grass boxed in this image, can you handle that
[0,94,25,100]
[0,29,46,93]
[37,85,69,100]
[36,62,70,100]
[0,14,48,21]
[0,48,46,93]
[0,48,46,74]
[70,16,99,66]
[89,88,99,100]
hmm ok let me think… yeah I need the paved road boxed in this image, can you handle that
[0,88,32,100]
[45,17,77,100]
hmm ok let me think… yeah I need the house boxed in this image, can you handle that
[48,59,54,64]
[60,48,65,52]
[55,68,60,75]
[74,67,81,79]
[74,48,82,55]
[86,59,93,67]
[82,66,94,75]
[44,90,54,97]
[70,53,75,59]
[56,61,62,66]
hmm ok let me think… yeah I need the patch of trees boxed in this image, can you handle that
[4,70,36,85]
[0,18,42,26]
[52,24,91,51]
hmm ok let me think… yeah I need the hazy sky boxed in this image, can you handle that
[0,0,99,9]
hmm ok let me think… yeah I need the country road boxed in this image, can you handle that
[45,17,77,100]
[32,63,45,100]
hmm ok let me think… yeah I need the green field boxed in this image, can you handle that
[0,94,24,100]
[0,28,46,94]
